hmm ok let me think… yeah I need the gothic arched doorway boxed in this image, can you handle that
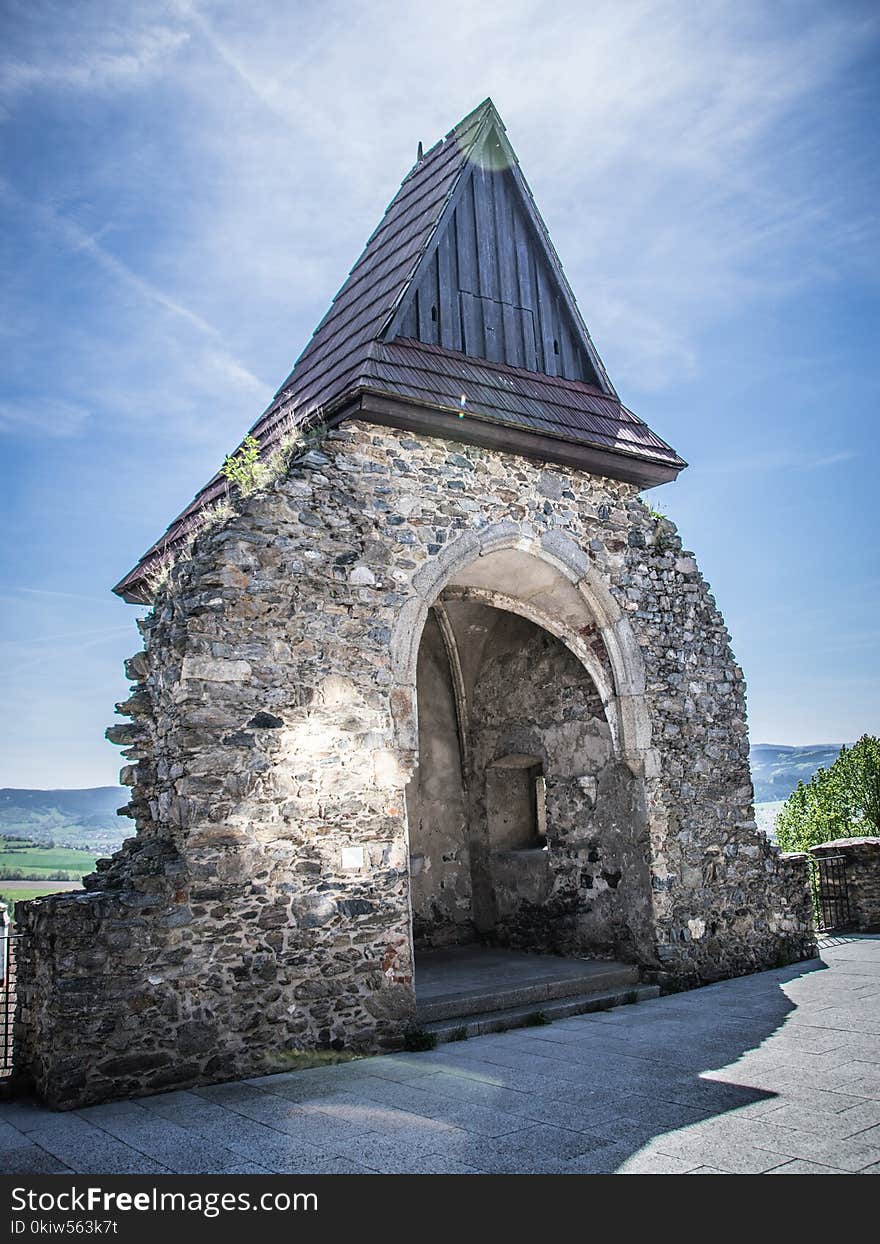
[405,596,652,964]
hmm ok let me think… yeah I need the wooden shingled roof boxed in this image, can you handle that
[114,99,685,602]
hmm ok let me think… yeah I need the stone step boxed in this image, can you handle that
[416,959,640,1023]
[424,984,661,1043]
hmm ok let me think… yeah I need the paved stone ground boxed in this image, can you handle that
[2,936,880,1175]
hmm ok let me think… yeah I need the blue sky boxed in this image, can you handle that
[0,0,877,788]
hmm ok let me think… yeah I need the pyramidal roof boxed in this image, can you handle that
[115,99,685,601]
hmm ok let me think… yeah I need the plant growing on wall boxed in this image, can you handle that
[221,423,329,497]
[222,434,267,495]
[144,423,330,603]
[775,735,880,852]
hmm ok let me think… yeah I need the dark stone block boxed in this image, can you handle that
[105,724,143,746]
[337,899,376,917]
[291,895,336,928]
[222,730,255,747]
[176,1021,216,1054]
[98,1051,171,1076]
[248,711,285,728]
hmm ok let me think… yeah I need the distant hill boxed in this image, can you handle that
[749,744,843,804]
[0,787,126,854]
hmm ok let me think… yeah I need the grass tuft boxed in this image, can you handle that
[402,1026,438,1052]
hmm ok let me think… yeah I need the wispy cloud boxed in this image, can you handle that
[0,176,262,363]
[0,23,189,114]
[0,627,134,682]
[0,174,270,442]
[168,0,294,129]
[703,448,857,475]
[0,397,92,437]
[803,451,858,470]
[10,587,115,605]
[0,625,132,650]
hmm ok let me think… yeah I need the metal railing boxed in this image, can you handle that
[0,924,28,1076]
[810,854,853,933]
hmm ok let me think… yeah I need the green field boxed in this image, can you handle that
[1,881,83,908]
[0,870,88,920]
[0,844,97,879]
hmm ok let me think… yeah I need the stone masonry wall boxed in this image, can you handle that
[405,611,472,947]
[811,838,880,932]
[15,420,816,1106]
[466,611,653,961]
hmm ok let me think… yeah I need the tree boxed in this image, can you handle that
[838,735,880,833]
[775,735,880,852]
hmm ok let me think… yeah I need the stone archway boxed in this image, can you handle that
[391,524,659,972]
[391,525,654,768]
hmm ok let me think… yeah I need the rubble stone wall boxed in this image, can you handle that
[405,611,472,947]
[465,610,652,959]
[15,420,817,1106]
[811,838,880,932]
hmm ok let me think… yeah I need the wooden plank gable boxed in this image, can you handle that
[387,119,608,390]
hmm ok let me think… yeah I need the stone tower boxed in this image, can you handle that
[15,101,815,1108]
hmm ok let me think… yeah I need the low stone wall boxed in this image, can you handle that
[14,882,197,1108]
[778,852,817,948]
[15,857,415,1110]
[811,838,880,932]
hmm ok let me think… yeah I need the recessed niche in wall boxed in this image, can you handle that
[486,754,547,851]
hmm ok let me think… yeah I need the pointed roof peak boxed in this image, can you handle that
[446,96,499,133]
[445,97,508,161]
[113,100,685,602]
[381,104,613,390]
[402,97,499,186]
